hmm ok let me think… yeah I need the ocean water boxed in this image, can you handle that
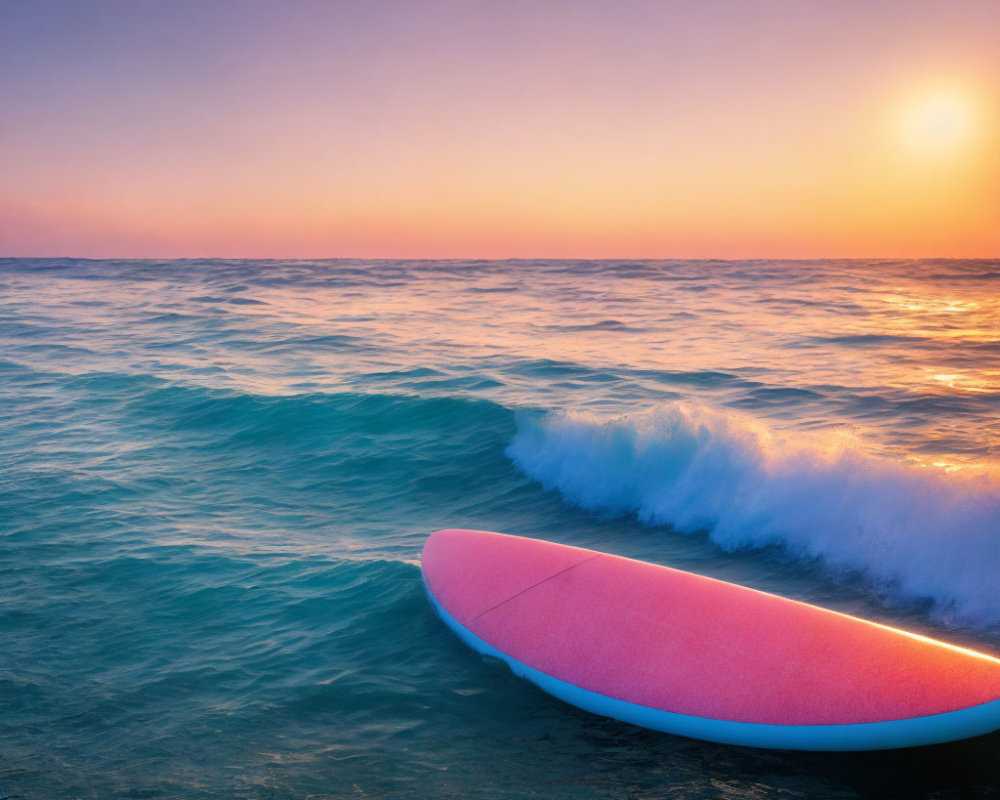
[1,258,999,799]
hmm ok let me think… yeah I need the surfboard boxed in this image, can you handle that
[422,529,1000,751]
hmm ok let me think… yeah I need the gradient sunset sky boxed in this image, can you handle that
[2,0,998,259]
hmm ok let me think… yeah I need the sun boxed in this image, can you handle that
[899,86,976,157]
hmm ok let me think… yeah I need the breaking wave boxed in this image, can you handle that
[508,404,1000,626]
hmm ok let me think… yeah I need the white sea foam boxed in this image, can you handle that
[507,404,1000,626]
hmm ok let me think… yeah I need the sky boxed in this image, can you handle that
[1,0,998,259]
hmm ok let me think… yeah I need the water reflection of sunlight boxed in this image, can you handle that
[872,290,996,347]
[932,373,997,394]
[881,294,981,316]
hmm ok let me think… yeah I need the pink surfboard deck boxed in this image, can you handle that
[422,529,1000,751]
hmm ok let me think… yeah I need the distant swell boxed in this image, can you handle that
[507,404,1000,627]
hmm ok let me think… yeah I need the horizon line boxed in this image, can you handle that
[2,254,998,263]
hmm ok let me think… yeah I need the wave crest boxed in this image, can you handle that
[507,404,1000,626]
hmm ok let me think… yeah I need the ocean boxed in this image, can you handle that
[1,258,998,799]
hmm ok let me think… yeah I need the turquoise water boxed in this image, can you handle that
[1,258,999,798]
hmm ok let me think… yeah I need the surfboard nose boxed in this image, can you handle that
[421,529,599,625]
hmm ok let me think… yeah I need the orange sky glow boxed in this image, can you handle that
[1,0,998,259]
